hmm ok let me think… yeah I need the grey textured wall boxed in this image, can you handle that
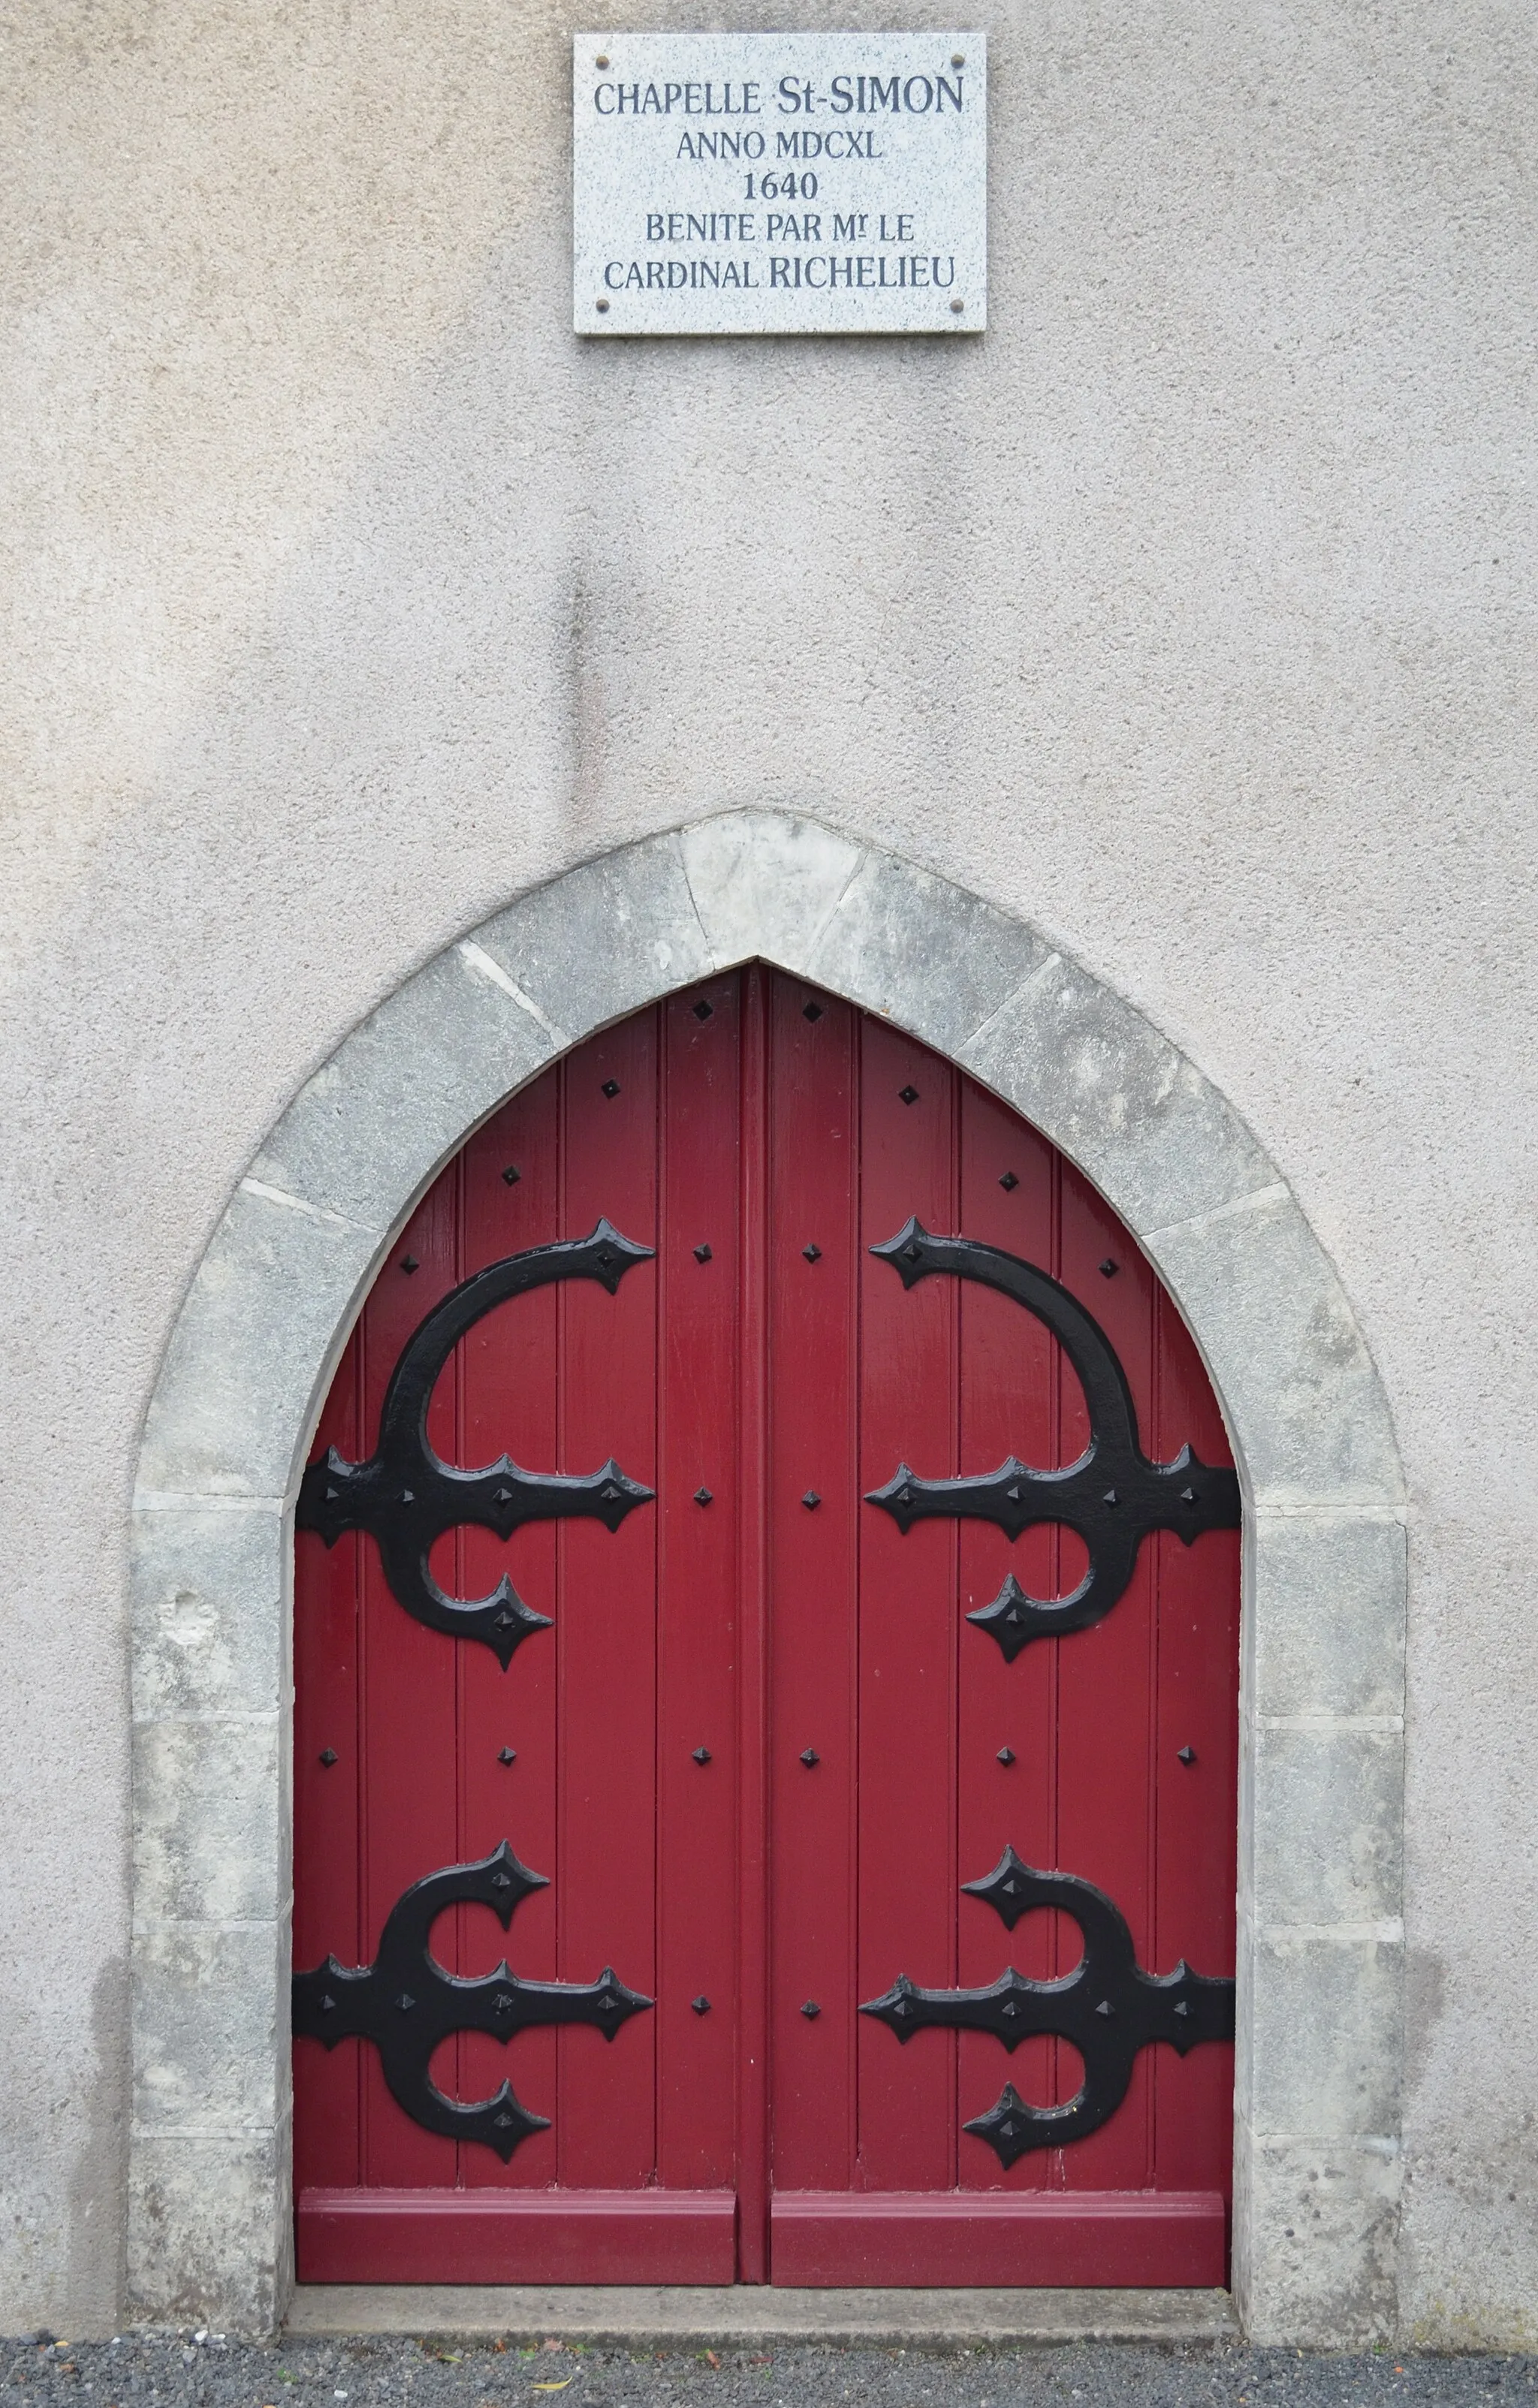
[2,0,1534,2344]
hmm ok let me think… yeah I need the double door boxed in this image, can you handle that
[293,966,1238,2285]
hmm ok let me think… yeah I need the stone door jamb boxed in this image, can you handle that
[128,811,1406,2342]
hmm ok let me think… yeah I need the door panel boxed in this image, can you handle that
[293,966,1238,2286]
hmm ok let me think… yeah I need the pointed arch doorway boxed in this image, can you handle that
[291,963,1240,2288]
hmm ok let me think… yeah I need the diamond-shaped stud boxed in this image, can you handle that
[999,1171,1019,1191]
[1099,1258,1118,1278]
[801,2000,821,2019]
[498,1746,517,1766]
[695,1242,713,1263]
[803,1001,824,1022]
[692,1746,711,1765]
[502,1164,521,1186]
[802,1243,822,1261]
[695,1486,713,1506]
[960,1844,1042,1930]
[997,1746,1016,1766]
[964,2081,1039,2169]
[800,1747,819,1768]
[802,1490,821,1510]
[319,1747,338,1768]
[401,1254,419,1273]
[899,1084,920,1105]
[602,1079,620,1098]
[692,1995,711,2015]
[692,999,713,1021]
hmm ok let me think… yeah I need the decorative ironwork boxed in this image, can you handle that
[293,1840,652,2161]
[962,2083,1040,2170]
[864,1219,1240,1646]
[859,1852,1234,2157]
[296,1222,655,1665]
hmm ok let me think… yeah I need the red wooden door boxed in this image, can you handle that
[293,968,1238,2287]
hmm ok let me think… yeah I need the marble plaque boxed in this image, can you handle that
[573,32,986,336]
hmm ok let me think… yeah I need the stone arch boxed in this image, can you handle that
[128,812,1405,2342]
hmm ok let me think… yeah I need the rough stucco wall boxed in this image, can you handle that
[2,0,1533,2344]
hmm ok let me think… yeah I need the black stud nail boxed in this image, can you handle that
[899,1084,920,1105]
[498,1746,517,1766]
[1181,1485,1197,1504]
[1096,1999,1116,2018]
[692,999,713,1021]
[1099,1258,1118,1277]
[803,1243,822,1262]
[802,1490,821,1510]
[319,1748,338,1767]
[999,1171,1019,1191]
[401,1254,419,1273]
[1102,1488,1119,1506]
[801,2000,821,2019]
[695,1486,713,1506]
[501,1165,521,1186]
[801,1747,819,1768]
[602,1079,620,1098]
[693,1746,712,1765]
[997,1746,1016,1766]
[1178,1745,1196,1765]
[692,1995,711,2015]
[803,1001,824,1022]
[695,1242,713,1263]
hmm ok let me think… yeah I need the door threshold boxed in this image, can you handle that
[285,2283,1238,2346]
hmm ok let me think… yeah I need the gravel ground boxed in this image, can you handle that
[2,2334,1533,2408]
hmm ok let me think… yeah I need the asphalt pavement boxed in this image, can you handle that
[2,2332,1533,2408]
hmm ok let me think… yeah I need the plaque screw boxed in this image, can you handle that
[319,1748,338,1767]
[498,1746,517,1765]
[695,1242,713,1263]
[801,1747,819,1768]
[997,1746,1016,1766]
[951,51,965,64]
[596,298,610,312]
[692,1994,710,2015]
[596,52,609,65]
[1178,1745,1196,1765]
[950,299,965,314]
[693,1746,712,1765]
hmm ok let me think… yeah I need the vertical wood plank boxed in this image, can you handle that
[1150,1285,1240,2192]
[955,1083,1063,2190]
[456,1073,562,2190]
[765,976,858,2199]
[556,1014,660,2189]
[855,1020,958,2192]
[358,1174,462,2190]
[734,969,771,2280]
[656,980,741,2190]
[293,1332,363,2193]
